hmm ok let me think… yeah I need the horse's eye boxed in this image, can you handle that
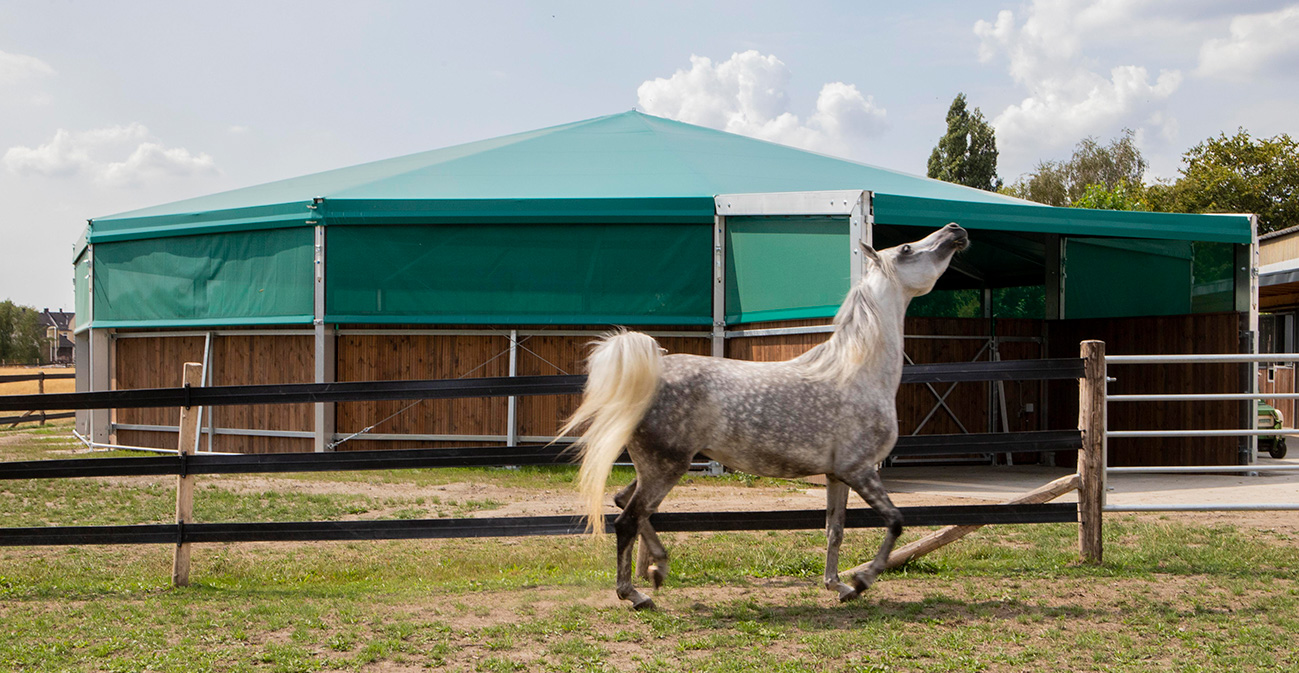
[900,245,912,255]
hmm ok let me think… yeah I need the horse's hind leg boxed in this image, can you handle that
[613,458,690,609]
[611,480,653,581]
[837,466,903,602]
[822,477,858,601]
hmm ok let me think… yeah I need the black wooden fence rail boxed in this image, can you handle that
[0,358,1087,549]
[0,371,77,426]
[0,504,1078,547]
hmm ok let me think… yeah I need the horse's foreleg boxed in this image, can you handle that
[822,477,857,601]
[839,467,903,602]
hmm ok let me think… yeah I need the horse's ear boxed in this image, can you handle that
[859,240,882,269]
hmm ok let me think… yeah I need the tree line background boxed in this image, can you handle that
[0,301,47,365]
[928,92,1298,234]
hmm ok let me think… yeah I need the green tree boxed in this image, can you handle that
[928,93,1002,191]
[1169,129,1299,234]
[0,300,44,364]
[1071,180,1149,211]
[1003,129,1146,207]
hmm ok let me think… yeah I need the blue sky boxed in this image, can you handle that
[3,0,1296,311]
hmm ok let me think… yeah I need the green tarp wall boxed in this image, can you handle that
[73,255,90,332]
[91,228,315,327]
[325,223,711,325]
[724,217,849,323]
[1062,238,1237,320]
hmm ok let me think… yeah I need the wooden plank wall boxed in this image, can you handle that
[114,313,1247,464]
[332,328,712,451]
[1047,312,1244,466]
[512,331,711,441]
[113,332,313,453]
[114,334,204,451]
[335,333,509,451]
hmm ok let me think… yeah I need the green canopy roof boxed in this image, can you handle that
[86,110,1252,245]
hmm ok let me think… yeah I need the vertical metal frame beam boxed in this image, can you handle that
[507,330,519,445]
[75,243,93,436]
[848,192,873,286]
[712,215,726,357]
[312,221,336,452]
[713,190,869,359]
[1242,216,1261,462]
[90,328,112,445]
[1046,235,1063,320]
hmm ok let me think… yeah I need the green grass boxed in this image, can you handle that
[1,427,1298,671]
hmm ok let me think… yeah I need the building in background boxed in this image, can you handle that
[39,309,74,365]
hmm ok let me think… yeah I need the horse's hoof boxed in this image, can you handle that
[648,564,667,589]
[631,596,656,611]
[837,585,860,602]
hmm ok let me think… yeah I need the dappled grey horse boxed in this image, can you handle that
[560,223,970,609]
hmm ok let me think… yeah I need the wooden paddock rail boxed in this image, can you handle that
[0,352,1107,586]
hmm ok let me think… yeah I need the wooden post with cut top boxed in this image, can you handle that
[1078,340,1106,564]
[173,362,203,587]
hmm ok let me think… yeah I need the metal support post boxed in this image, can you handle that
[712,214,726,358]
[89,328,112,446]
[312,223,336,453]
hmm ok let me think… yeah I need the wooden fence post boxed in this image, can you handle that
[1078,340,1106,564]
[38,372,45,427]
[173,362,203,587]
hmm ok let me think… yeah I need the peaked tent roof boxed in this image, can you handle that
[86,111,1251,246]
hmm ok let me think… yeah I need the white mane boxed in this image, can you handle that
[793,274,890,385]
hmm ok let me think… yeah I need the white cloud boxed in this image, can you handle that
[0,49,55,85]
[637,51,886,157]
[4,124,217,186]
[975,1,1183,175]
[1197,5,1299,78]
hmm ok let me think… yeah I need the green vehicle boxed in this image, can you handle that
[1258,402,1289,459]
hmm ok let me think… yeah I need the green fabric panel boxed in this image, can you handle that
[1191,242,1236,313]
[92,229,315,326]
[725,217,848,324]
[325,223,711,325]
[874,194,1252,244]
[73,256,90,331]
[1064,237,1192,319]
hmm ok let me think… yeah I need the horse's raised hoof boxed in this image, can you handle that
[631,595,656,611]
[648,564,667,589]
[836,585,860,603]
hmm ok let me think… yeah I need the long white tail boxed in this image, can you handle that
[558,331,663,534]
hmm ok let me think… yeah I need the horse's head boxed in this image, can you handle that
[862,223,969,298]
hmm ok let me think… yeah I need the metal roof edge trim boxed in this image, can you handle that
[726,305,840,325]
[315,197,716,224]
[86,209,316,243]
[89,315,316,330]
[874,194,1252,244]
[323,313,713,326]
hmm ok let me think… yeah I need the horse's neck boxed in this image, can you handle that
[842,279,908,387]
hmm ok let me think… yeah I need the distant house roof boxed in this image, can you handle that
[41,309,74,331]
